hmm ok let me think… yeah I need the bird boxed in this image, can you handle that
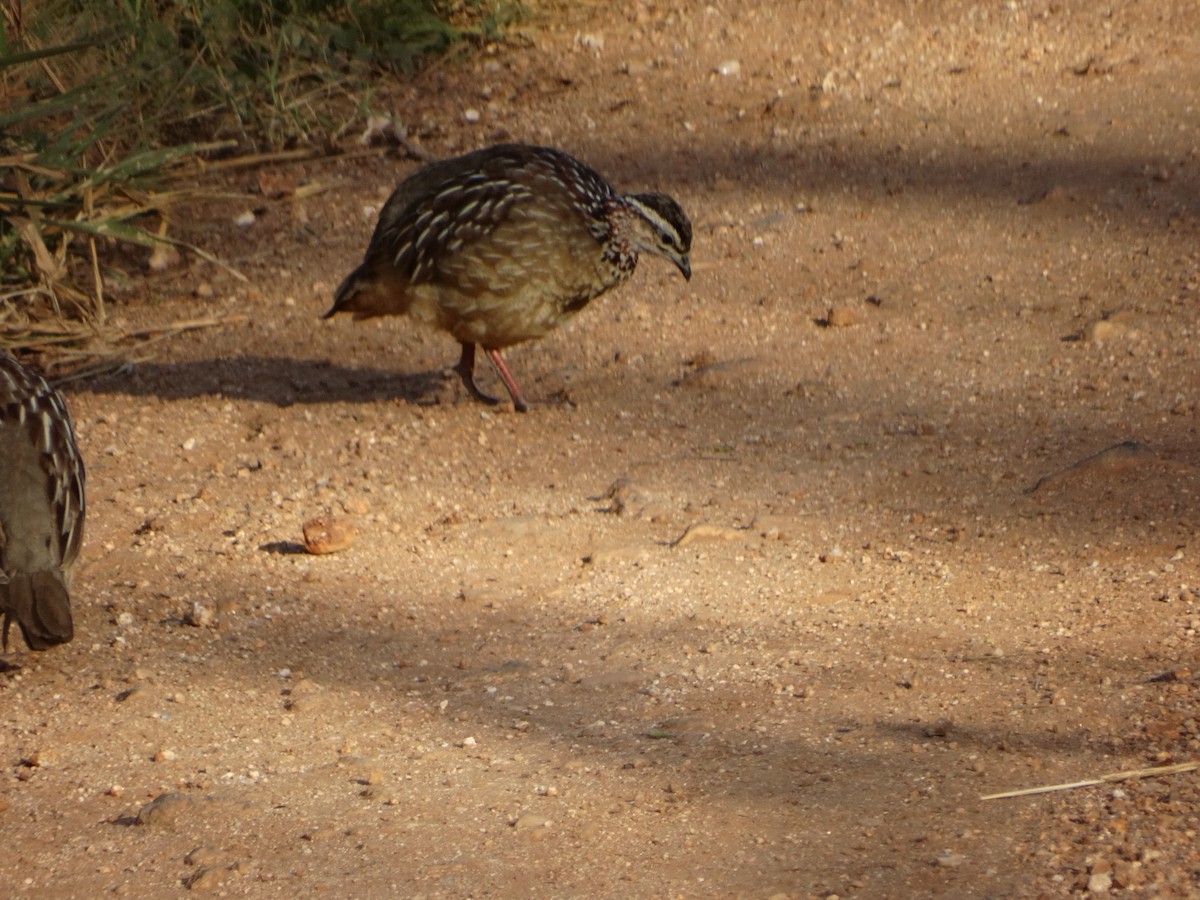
[0,353,86,652]
[325,143,692,412]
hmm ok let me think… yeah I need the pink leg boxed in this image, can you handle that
[484,348,530,413]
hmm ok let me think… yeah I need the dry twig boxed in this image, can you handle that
[981,760,1199,800]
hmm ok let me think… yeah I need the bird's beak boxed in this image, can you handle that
[677,255,692,281]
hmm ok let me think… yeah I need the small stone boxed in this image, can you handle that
[1087,871,1112,894]
[826,305,860,327]
[1080,308,1134,344]
[136,792,192,827]
[935,851,965,868]
[716,60,741,76]
[234,210,256,228]
[1083,318,1127,343]
[24,748,60,768]
[194,283,214,299]
[153,749,177,762]
[302,516,357,555]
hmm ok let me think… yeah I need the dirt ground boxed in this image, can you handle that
[4,1,1200,896]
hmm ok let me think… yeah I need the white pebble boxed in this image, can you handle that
[1087,872,1112,894]
[716,60,741,76]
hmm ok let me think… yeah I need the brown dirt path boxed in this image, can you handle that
[4,1,1200,896]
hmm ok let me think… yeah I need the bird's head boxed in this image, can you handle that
[622,192,692,281]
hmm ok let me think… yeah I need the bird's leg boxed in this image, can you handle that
[484,348,530,413]
[453,342,501,406]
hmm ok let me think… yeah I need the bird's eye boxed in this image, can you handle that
[660,232,676,249]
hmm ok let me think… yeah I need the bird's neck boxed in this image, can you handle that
[601,199,641,277]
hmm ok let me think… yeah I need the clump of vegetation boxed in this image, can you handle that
[1,0,518,364]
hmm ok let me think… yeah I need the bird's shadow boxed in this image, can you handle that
[81,356,453,407]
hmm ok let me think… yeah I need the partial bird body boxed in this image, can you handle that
[326,143,692,411]
[0,353,85,651]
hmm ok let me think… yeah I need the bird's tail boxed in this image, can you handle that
[0,572,74,651]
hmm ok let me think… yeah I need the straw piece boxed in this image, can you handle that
[981,760,1199,800]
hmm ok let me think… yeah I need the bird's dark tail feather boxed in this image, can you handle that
[0,572,74,651]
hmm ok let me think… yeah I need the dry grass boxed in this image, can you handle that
[1,0,518,372]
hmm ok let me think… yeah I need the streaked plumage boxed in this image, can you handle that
[325,143,692,411]
[0,353,85,651]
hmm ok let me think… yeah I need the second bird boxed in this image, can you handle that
[325,143,692,412]
[0,353,86,652]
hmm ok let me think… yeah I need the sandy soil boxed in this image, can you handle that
[4,1,1200,896]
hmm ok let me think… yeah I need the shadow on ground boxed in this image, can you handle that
[83,357,448,406]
